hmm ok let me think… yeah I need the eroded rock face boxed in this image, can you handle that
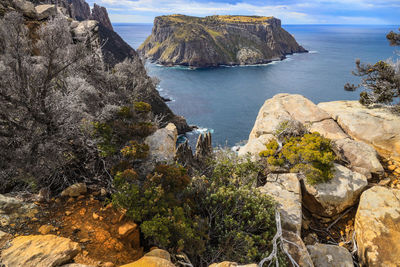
[1,235,81,267]
[138,15,307,68]
[259,173,302,235]
[355,186,400,267]
[12,0,36,18]
[307,243,353,267]
[303,164,368,217]
[90,3,112,31]
[318,101,400,164]
[121,256,175,267]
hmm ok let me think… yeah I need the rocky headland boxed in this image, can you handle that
[138,15,307,68]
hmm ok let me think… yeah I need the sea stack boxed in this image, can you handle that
[138,15,307,68]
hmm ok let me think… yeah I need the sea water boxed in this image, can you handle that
[113,23,399,147]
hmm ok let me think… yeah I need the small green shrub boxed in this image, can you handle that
[120,140,149,160]
[260,132,335,185]
[92,122,117,157]
[134,101,152,113]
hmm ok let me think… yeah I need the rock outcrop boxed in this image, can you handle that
[318,100,400,164]
[121,249,175,267]
[1,234,81,267]
[145,123,178,164]
[303,164,368,217]
[138,15,307,68]
[307,243,353,267]
[355,186,400,266]
[0,194,38,226]
[259,173,302,235]
[90,3,112,31]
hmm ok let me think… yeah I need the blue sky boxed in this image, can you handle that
[87,0,400,24]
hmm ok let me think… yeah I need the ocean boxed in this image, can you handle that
[113,23,399,147]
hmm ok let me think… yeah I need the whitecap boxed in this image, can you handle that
[308,51,319,54]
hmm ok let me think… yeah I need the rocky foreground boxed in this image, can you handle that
[138,15,307,68]
[240,94,400,267]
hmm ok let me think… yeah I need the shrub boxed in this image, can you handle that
[260,132,335,185]
[120,141,149,160]
[112,164,204,254]
[134,101,152,113]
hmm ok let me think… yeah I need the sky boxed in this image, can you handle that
[86,0,400,24]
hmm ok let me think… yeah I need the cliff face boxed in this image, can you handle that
[138,15,307,68]
[90,3,112,31]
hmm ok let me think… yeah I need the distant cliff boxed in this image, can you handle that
[138,15,307,68]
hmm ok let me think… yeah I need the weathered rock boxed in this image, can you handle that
[259,173,302,235]
[61,264,94,267]
[0,194,38,226]
[307,243,353,267]
[334,138,384,179]
[282,231,314,267]
[318,100,400,164]
[238,134,275,160]
[38,224,56,235]
[12,0,36,18]
[72,20,98,38]
[1,235,81,267]
[120,256,175,267]
[138,15,307,68]
[90,3,113,31]
[302,164,368,217]
[355,186,400,267]
[195,131,213,163]
[35,4,56,20]
[60,183,87,197]
[118,222,137,238]
[145,123,178,164]
[240,94,348,158]
[145,249,171,261]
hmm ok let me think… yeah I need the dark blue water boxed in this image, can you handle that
[113,24,399,147]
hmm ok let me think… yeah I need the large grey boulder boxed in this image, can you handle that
[145,123,178,164]
[307,243,353,267]
[239,94,348,158]
[12,0,36,18]
[259,173,302,235]
[302,164,368,217]
[35,4,56,20]
[355,186,400,267]
[334,138,384,179]
[72,20,98,39]
[318,100,400,164]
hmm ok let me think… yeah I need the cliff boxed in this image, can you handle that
[138,15,307,68]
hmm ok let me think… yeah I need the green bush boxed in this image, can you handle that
[134,101,152,113]
[120,140,149,160]
[260,132,335,185]
[112,164,204,254]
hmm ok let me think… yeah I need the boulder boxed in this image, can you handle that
[259,173,302,235]
[60,183,87,197]
[38,224,56,235]
[307,243,353,267]
[334,138,384,179]
[355,186,400,266]
[1,235,81,267]
[240,94,348,158]
[118,222,137,238]
[72,20,98,38]
[120,256,175,267]
[35,4,56,20]
[12,0,36,18]
[302,164,368,217]
[0,230,12,247]
[318,101,400,163]
[145,123,178,164]
[238,134,275,160]
[145,249,171,261]
[61,265,94,267]
[282,231,314,267]
[0,194,38,226]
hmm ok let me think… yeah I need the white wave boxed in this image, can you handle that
[192,127,215,134]
[308,51,319,54]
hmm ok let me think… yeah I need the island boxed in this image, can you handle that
[138,14,308,68]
